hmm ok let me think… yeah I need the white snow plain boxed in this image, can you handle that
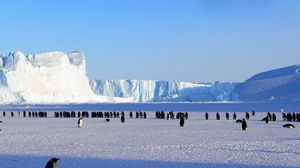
[0,112,299,168]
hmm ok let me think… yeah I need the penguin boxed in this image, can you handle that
[233,113,237,120]
[241,118,247,130]
[167,113,170,120]
[283,123,295,128]
[282,113,287,121]
[252,110,255,116]
[179,116,184,127]
[216,112,220,120]
[225,112,229,120]
[245,112,250,120]
[106,118,110,122]
[77,117,83,128]
[121,114,125,123]
[272,113,277,121]
[205,112,209,120]
[45,158,59,168]
[184,112,188,120]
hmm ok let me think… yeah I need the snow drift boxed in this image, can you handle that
[0,51,130,104]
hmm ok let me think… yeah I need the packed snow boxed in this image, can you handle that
[0,111,299,168]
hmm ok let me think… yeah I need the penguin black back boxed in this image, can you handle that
[121,114,125,123]
[45,158,59,168]
[179,116,184,127]
[225,112,229,120]
[242,118,247,130]
[233,113,237,120]
[205,112,209,120]
[216,112,220,120]
[283,123,295,128]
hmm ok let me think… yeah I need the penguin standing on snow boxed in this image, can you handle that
[242,118,247,130]
[78,117,83,128]
[121,114,125,123]
[179,116,184,127]
[45,158,59,168]
[205,112,209,120]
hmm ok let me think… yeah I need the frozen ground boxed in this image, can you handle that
[0,112,299,168]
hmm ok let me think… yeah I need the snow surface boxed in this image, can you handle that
[0,51,131,104]
[90,80,236,102]
[0,112,299,168]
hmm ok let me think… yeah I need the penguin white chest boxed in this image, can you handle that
[78,119,83,128]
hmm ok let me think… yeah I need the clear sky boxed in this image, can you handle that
[0,0,299,82]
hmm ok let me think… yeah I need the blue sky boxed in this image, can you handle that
[0,0,299,82]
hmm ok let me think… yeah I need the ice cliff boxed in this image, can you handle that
[89,80,236,102]
[0,51,130,104]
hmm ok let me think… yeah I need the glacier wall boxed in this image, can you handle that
[90,80,236,102]
[2,50,297,104]
[0,51,130,104]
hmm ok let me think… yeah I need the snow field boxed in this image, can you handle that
[0,112,299,168]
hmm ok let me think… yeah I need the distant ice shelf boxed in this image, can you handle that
[89,80,237,102]
[0,50,299,104]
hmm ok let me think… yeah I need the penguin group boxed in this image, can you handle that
[282,112,300,122]
[261,112,277,123]
[136,111,147,119]
[1,110,298,131]
[2,111,48,118]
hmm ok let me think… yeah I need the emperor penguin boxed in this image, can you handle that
[179,116,184,127]
[283,123,295,128]
[45,158,59,168]
[78,117,83,128]
[242,118,247,130]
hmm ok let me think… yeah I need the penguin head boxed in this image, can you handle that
[45,158,59,168]
[242,118,245,121]
[51,158,59,162]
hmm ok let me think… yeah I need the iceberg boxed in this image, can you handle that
[0,51,131,104]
